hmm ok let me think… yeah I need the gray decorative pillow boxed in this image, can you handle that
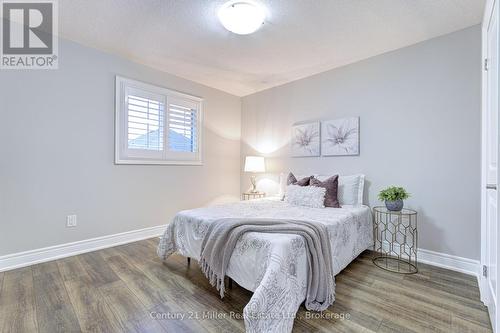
[310,175,340,208]
[287,172,311,186]
[285,185,326,208]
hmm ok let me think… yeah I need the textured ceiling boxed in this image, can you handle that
[59,0,485,96]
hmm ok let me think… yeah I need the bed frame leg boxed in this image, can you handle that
[186,257,232,287]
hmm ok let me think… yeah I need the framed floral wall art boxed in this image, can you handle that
[321,117,359,156]
[291,122,320,157]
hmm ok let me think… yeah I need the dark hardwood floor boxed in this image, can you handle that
[0,238,492,332]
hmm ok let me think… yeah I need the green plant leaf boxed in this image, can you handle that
[378,186,410,201]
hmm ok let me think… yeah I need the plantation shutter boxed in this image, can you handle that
[165,97,200,161]
[116,76,202,165]
[123,87,165,159]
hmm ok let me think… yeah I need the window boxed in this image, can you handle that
[115,76,202,165]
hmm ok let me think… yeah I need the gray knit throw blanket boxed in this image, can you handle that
[199,218,335,311]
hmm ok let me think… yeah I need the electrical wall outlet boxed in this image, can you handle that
[66,215,77,227]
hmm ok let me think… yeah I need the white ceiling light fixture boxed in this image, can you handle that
[218,0,266,35]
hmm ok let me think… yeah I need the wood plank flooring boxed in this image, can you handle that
[0,238,492,333]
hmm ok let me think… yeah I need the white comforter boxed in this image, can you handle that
[158,198,373,333]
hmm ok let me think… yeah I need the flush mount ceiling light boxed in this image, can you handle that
[218,1,266,35]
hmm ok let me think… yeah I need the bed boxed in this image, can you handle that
[158,195,373,333]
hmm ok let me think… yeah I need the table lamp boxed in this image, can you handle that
[244,156,265,193]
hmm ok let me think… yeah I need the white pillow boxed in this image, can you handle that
[279,173,312,200]
[278,172,287,199]
[285,185,326,208]
[315,174,365,205]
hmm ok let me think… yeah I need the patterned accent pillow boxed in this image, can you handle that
[286,172,311,186]
[285,185,326,208]
[310,175,340,208]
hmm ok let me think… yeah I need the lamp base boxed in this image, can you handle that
[250,175,258,193]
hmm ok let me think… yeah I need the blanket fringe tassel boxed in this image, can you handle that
[199,258,226,298]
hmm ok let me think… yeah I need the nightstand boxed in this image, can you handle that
[372,206,418,274]
[241,192,265,200]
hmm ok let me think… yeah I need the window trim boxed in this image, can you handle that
[115,76,203,165]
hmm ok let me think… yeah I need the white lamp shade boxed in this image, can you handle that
[244,156,265,173]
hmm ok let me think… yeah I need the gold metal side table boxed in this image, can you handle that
[242,192,265,200]
[372,206,418,274]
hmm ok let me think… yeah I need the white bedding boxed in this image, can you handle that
[158,198,373,333]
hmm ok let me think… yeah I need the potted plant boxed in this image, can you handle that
[378,186,410,211]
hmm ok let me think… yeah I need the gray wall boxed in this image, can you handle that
[0,39,241,256]
[241,26,481,260]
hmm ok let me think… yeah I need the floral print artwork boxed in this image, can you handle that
[291,122,320,157]
[321,117,359,156]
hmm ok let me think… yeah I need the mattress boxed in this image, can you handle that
[158,198,373,333]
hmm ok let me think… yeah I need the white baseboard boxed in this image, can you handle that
[418,248,480,277]
[0,225,166,272]
[380,241,480,277]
